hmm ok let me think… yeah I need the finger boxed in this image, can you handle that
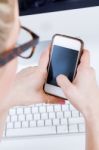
[80,50,90,67]
[44,93,66,104]
[39,44,51,71]
[56,74,77,100]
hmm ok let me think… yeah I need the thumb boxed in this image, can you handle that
[57,75,77,101]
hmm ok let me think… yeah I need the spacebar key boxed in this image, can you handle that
[6,127,56,137]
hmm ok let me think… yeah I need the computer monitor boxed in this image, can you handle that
[19,0,99,16]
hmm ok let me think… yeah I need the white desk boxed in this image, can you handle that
[0,6,99,150]
[20,6,99,83]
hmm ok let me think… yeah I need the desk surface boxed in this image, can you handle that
[20,6,99,82]
[20,6,99,44]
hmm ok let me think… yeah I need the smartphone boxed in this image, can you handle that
[44,34,84,99]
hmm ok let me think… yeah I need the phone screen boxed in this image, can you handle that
[47,45,79,86]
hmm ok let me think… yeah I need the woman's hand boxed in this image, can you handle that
[57,50,99,150]
[8,47,65,107]
[57,50,99,118]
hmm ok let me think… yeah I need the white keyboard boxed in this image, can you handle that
[4,102,85,138]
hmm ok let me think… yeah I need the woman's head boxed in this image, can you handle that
[0,0,19,105]
[0,0,19,52]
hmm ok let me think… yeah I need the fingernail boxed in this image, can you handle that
[57,75,64,84]
[60,99,65,105]
[57,75,62,81]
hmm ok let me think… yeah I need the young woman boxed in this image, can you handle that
[0,0,63,138]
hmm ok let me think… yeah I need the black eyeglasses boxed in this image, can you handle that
[0,26,39,67]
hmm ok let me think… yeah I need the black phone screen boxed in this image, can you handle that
[47,45,79,86]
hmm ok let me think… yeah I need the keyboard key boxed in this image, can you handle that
[41,113,48,120]
[7,116,10,122]
[32,107,38,113]
[26,114,33,121]
[22,121,29,128]
[14,122,21,128]
[61,119,68,125]
[69,117,85,124]
[64,111,71,118]
[35,103,42,107]
[7,123,13,129]
[18,114,25,121]
[34,113,40,120]
[37,120,44,127]
[11,115,17,122]
[79,124,85,132]
[6,127,56,137]
[62,105,69,111]
[16,108,23,114]
[53,119,59,125]
[45,119,52,126]
[24,108,31,114]
[56,112,63,119]
[47,106,54,112]
[54,105,61,112]
[69,124,78,133]
[39,106,46,113]
[49,112,55,119]
[30,121,36,127]
[72,111,79,117]
[57,125,68,134]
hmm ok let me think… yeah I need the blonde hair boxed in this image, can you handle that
[0,0,16,52]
